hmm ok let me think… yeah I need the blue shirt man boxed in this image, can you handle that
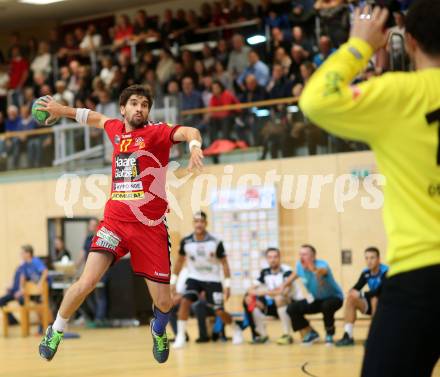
[238,50,270,87]
[286,244,343,344]
[296,259,344,301]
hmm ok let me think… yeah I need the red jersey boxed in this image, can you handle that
[209,90,239,118]
[9,58,29,89]
[104,119,180,223]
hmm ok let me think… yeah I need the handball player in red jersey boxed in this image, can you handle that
[36,85,204,364]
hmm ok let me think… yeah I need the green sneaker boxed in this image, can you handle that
[39,325,64,361]
[150,320,170,363]
[277,334,293,345]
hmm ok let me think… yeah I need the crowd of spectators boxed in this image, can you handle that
[0,0,413,169]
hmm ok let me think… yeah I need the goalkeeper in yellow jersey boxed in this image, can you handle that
[299,1,440,376]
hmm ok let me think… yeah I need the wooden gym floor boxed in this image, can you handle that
[1,320,439,377]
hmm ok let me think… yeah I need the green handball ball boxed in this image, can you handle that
[32,97,58,126]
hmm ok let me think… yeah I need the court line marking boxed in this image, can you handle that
[301,361,319,377]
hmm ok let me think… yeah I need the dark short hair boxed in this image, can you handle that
[406,0,440,56]
[211,80,225,92]
[301,244,316,255]
[193,211,207,220]
[365,246,380,257]
[22,244,34,256]
[119,84,153,108]
[265,247,280,256]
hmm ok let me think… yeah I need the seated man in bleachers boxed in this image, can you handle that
[336,247,388,346]
[0,245,48,323]
[239,247,303,345]
[284,244,343,345]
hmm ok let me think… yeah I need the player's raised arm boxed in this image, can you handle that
[172,126,204,171]
[36,96,110,129]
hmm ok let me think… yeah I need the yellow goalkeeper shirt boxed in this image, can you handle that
[300,37,440,277]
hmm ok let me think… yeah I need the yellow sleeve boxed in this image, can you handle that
[299,37,400,144]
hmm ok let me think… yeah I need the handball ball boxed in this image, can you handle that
[32,96,59,126]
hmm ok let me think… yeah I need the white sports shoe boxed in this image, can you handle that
[232,325,244,345]
[172,334,187,349]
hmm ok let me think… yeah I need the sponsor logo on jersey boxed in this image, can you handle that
[114,135,121,144]
[113,181,143,192]
[134,136,145,149]
[111,191,145,200]
[122,134,132,139]
[114,154,139,180]
[96,227,121,249]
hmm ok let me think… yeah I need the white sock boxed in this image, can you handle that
[52,312,69,333]
[177,320,187,339]
[252,308,267,337]
[344,323,353,338]
[277,306,293,335]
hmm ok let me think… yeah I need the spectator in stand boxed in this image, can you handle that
[202,44,215,72]
[179,76,205,134]
[270,27,291,58]
[208,80,239,143]
[3,105,22,168]
[96,89,118,118]
[30,41,51,78]
[289,0,316,34]
[19,104,41,168]
[113,14,134,57]
[109,67,124,100]
[181,50,195,77]
[91,77,106,98]
[292,26,314,58]
[238,74,267,145]
[79,24,102,53]
[118,52,135,87]
[213,61,232,91]
[156,49,175,86]
[169,60,186,87]
[53,80,74,107]
[313,35,336,67]
[289,44,308,81]
[264,9,289,30]
[201,75,213,106]
[230,0,255,21]
[48,28,62,55]
[7,32,23,60]
[166,79,180,107]
[211,2,229,26]
[99,56,116,87]
[0,111,4,134]
[292,61,315,97]
[57,33,80,65]
[59,65,71,84]
[24,38,37,62]
[142,69,164,108]
[133,9,160,44]
[273,46,292,75]
[32,72,48,98]
[267,63,293,99]
[238,50,270,88]
[67,60,81,93]
[193,60,206,90]
[257,0,277,19]
[216,39,229,68]
[22,87,35,109]
[200,2,213,26]
[8,46,29,107]
[0,64,9,115]
[160,9,179,39]
[314,0,349,47]
[227,34,251,83]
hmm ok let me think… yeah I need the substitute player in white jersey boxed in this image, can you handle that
[240,247,303,345]
[171,211,236,348]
